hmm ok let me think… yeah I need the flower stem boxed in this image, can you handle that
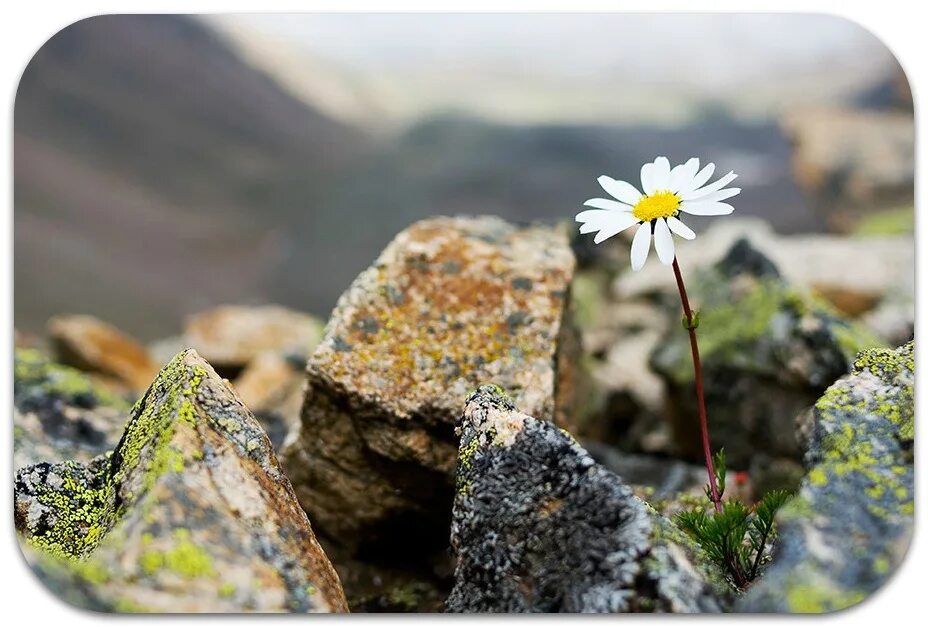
[671,257,722,514]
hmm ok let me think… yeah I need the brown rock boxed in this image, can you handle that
[15,350,347,613]
[183,305,324,370]
[232,352,304,449]
[780,107,913,224]
[282,216,577,603]
[48,314,159,392]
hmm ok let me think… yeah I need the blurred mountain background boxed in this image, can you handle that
[14,14,914,340]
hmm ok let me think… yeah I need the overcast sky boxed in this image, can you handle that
[208,13,899,125]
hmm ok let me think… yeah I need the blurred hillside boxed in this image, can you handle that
[15,15,367,339]
[14,14,913,340]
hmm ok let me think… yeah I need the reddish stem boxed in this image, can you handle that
[672,257,723,514]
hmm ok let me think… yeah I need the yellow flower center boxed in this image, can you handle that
[632,190,681,222]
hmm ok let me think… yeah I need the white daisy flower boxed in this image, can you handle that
[575,156,740,270]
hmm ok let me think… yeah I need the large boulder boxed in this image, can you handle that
[15,350,347,613]
[739,342,914,613]
[282,216,578,602]
[48,314,159,392]
[651,238,885,468]
[13,348,129,469]
[447,385,726,613]
[183,305,325,371]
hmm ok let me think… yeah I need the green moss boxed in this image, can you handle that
[139,550,164,575]
[807,468,828,487]
[666,273,886,384]
[691,278,783,375]
[785,581,866,613]
[14,348,129,411]
[163,529,214,578]
[138,529,214,579]
[24,351,209,570]
[570,271,607,328]
[802,342,915,523]
[219,582,237,598]
[853,207,914,237]
[25,460,111,560]
[112,598,150,613]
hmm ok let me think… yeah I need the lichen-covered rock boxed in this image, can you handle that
[615,218,913,330]
[651,238,885,468]
[48,314,159,392]
[15,350,347,613]
[183,305,324,370]
[447,385,726,613]
[232,352,305,449]
[14,348,130,469]
[738,342,914,613]
[283,216,577,566]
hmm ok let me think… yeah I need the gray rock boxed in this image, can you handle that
[447,385,726,613]
[651,239,885,468]
[282,216,578,600]
[15,349,347,613]
[13,348,130,469]
[738,342,914,613]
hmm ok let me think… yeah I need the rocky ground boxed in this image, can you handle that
[13,214,914,613]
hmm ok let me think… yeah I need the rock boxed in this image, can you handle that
[446,386,726,613]
[183,305,324,371]
[615,218,913,326]
[283,217,577,537]
[780,107,914,227]
[13,348,129,469]
[583,441,707,504]
[15,349,347,613]
[282,216,577,604]
[48,314,160,392]
[232,352,304,449]
[738,342,914,613]
[651,239,886,469]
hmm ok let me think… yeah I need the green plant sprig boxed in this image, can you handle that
[674,449,791,589]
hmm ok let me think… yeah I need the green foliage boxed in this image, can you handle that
[705,449,727,502]
[675,449,792,589]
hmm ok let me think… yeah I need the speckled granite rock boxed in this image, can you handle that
[738,342,914,613]
[283,216,577,565]
[447,385,727,613]
[183,305,324,371]
[13,348,130,469]
[15,350,347,613]
[48,314,159,392]
[651,239,885,468]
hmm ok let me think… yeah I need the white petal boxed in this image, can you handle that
[597,176,642,205]
[668,158,699,192]
[689,187,741,203]
[651,156,671,190]
[683,171,738,200]
[630,221,652,271]
[680,162,715,193]
[639,162,657,195]
[653,218,675,265]
[576,210,638,243]
[583,197,633,212]
[680,201,735,216]
[666,216,696,240]
[593,214,639,243]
